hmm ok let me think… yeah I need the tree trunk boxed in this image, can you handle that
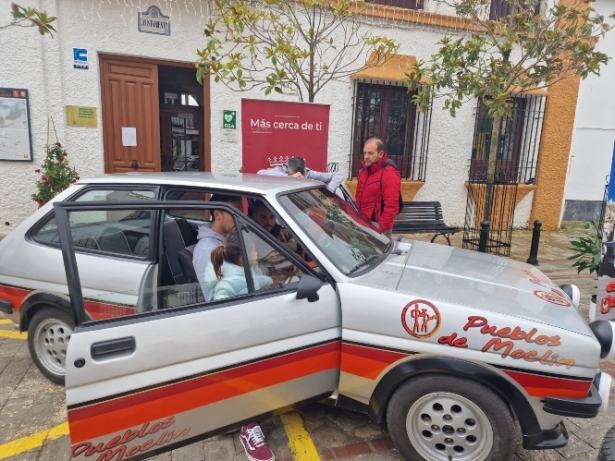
[483,114,503,224]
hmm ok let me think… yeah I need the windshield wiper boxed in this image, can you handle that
[347,249,402,275]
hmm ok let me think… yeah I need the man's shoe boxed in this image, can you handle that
[239,423,275,461]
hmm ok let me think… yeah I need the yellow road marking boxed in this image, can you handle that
[0,331,26,340]
[0,422,69,460]
[0,319,13,325]
[280,411,321,461]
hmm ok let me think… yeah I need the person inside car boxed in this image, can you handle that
[192,193,243,301]
[204,231,273,300]
[250,200,297,252]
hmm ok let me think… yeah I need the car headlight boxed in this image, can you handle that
[589,320,615,360]
[559,284,580,310]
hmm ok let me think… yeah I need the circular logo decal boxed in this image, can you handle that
[534,290,571,307]
[401,299,441,339]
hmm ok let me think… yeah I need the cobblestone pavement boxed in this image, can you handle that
[0,223,613,461]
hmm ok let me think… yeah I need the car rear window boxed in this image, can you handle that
[31,189,155,258]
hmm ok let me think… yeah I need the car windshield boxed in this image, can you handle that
[279,187,390,275]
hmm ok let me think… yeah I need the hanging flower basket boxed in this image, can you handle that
[31,118,80,207]
[31,141,79,207]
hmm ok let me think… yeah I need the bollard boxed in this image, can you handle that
[526,220,542,266]
[478,220,490,253]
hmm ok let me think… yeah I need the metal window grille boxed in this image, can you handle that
[350,80,432,180]
[470,94,546,184]
[489,0,541,20]
[462,179,518,256]
[366,0,423,9]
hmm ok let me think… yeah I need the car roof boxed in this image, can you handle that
[77,172,323,196]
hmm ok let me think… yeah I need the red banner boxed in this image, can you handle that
[241,99,329,173]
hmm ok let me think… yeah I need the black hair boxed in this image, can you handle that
[210,193,240,204]
[209,193,241,221]
[287,157,306,176]
[252,200,269,213]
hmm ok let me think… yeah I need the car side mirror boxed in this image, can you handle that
[296,275,323,303]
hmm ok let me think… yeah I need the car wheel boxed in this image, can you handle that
[599,425,615,461]
[27,307,74,385]
[386,375,516,461]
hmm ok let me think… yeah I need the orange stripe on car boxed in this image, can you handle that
[83,300,138,320]
[0,284,31,312]
[68,341,341,444]
[502,369,592,399]
[341,342,592,400]
[341,342,409,380]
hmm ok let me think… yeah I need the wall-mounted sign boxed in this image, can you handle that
[66,105,97,128]
[241,99,329,173]
[223,110,237,129]
[0,88,33,162]
[73,48,88,69]
[138,6,171,36]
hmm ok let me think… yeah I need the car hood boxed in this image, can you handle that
[350,240,593,337]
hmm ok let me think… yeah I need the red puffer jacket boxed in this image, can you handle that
[355,153,401,232]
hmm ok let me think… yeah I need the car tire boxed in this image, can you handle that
[599,426,615,461]
[386,374,516,461]
[27,307,74,385]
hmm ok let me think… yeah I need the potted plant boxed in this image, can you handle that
[568,221,602,274]
[32,142,79,208]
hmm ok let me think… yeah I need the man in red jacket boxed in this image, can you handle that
[356,138,401,237]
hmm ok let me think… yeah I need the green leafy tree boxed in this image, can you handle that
[1,3,56,36]
[196,0,398,102]
[407,0,612,222]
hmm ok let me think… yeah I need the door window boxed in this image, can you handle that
[31,188,155,256]
[57,203,309,324]
[47,208,152,258]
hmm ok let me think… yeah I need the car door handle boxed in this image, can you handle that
[91,337,136,359]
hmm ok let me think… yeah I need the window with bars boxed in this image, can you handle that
[366,0,422,9]
[470,95,546,183]
[489,0,541,20]
[351,81,432,180]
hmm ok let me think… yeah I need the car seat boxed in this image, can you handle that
[163,218,197,284]
[178,248,199,283]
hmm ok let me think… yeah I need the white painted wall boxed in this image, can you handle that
[0,0,534,236]
[564,0,615,203]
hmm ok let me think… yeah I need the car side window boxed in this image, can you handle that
[164,190,210,220]
[32,188,155,258]
[241,228,304,293]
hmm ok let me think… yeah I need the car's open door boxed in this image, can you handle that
[54,200,341,461]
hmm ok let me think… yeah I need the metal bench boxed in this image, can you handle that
[393,201,459,245]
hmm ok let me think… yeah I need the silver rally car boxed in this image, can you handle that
[0,172,613,461]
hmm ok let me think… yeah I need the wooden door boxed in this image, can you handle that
[101,58,161,173]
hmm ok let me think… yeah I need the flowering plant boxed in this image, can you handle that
[31,142,80,206]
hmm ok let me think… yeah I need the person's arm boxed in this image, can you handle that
[306,170,344,192]
[257,166,287,177]
[378,167,401,232]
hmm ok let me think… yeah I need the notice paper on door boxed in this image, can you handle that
[122,127,137,147]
